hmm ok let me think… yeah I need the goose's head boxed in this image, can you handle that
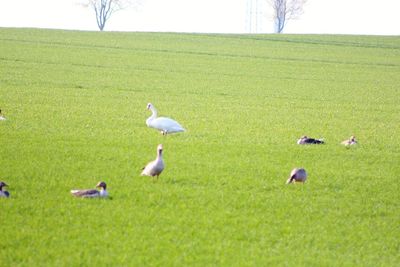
[147,103,153,110]
[96,181,107,190]
[0,181,8,190]
[350,136,356,141]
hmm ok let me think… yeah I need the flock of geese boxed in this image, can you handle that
[0,104,357,198]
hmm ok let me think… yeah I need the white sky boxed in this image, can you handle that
[0,0,399,35]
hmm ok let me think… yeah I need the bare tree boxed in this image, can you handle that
[82,0,132,31]
[269,0,307,33]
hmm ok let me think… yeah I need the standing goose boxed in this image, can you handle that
[0,109,6,121]
[0,181,10,198]
[297,136,324,145]
[341,136,357,146]
[146,103,185,135]
[286,168,307,184]
[141,144,165,179]
[70,181,108,198]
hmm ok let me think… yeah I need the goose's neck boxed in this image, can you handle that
[157,150,163,160]
[100,189,108,197]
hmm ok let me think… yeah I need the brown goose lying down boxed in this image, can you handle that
[286,168,307,184]
[71,181,108,198]
[141,144,165,179]
[341,136,357,146]
[297,136,324,145]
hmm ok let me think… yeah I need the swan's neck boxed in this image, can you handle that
[146,107,158,125]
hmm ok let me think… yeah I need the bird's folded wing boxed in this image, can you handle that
[71,189,98,197]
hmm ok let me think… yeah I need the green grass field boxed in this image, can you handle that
[0,28,399,266]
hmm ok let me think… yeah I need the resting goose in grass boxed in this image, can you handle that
[0,181,10,198]
[341,136,357,146]
[141,144,165,179]
[0,109,6,121]
[70,181,108,198]
[286,168,307,184]
[146,103,185,135]
[297,136,324,145]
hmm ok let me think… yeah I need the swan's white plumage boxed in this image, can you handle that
[146,103,185,135]
[141,144,165,178]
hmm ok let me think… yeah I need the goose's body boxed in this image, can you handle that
[71,181,108,198]
[286,168,307,184]
[141,144,165,179]
[0,181,10,198]
[146,103,185,135]
[297,136,324,145]
[341,136,357,146]
[0,109,6,121]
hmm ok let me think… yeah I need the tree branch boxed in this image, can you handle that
[269,0,307,33]
[84,0,133,31]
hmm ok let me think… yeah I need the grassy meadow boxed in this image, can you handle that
[0,28,399,266]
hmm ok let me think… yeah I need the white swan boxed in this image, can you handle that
[71,181,108,198]
[146,103,185,135]
[286,168,307,184]
[141,144,165,179]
